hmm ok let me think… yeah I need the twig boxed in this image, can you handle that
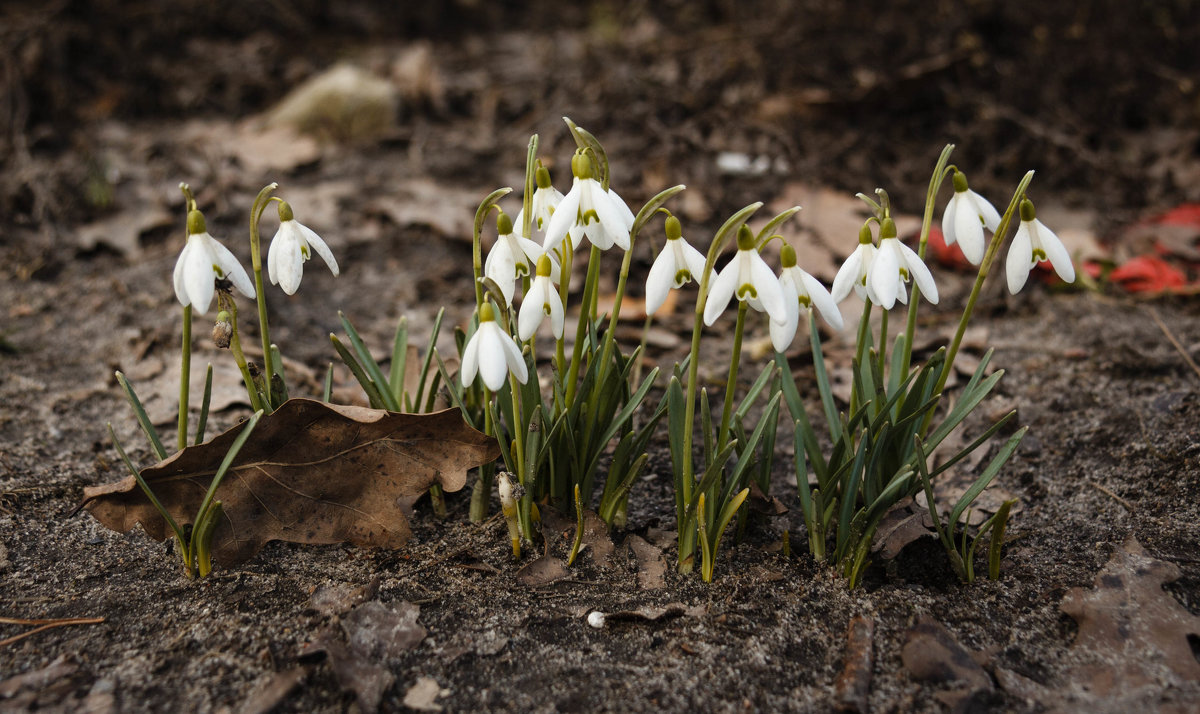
[0,616,105,647]
[1148,307,1200,382]
[1086,481,1135,513]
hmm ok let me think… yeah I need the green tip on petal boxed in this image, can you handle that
[780,243,797,267]
[535,165,553,189]
[186,209,207,236]
[736,224,756,251]
[277,200,294,222]
[880,217,897,240]
[479,303,496,323]
[858,221,874,245]
[571,151,594,180]
[497,211,514,235]
[952,170,969,193]
[665,215,682,241]
[1020,198,1036,222]
[535,254,552,277]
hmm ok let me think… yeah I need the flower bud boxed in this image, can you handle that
[211,311,233,349]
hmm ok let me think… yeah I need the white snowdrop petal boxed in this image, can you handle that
[769,279,800,352]
[590,183,630,250]
[300,223,339,276]
[899,241,938,304]
[210,238,256,299]
[703,261,739,325]
[279,234,304,295]
[460,329,481,387]
[607,188,636,228]
[1036,220,1075,284]
[1006,224,1034,294]
[479,328,510,391]
[941,197,960,246]
[500,329,528,384]
[831,248,863,304]
[972,190,1002,232]
[184,239,216,315]
[954,202,986,265]
[174,243,192,306]
[517,296,541,342]
[749,254,787,323]
[870,241,900,310]
[682,242,708,287]
[549,291,565,338]
[543,184,581,253]
[644,250,677,316]
[798,270,843,331]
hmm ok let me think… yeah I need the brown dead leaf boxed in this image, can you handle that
[1059,537,1200,697]
[82,399,498,566]
[901,616,993,710]
[402,676,445,712]
[369,179,480,240]
[77,205,173,258]
[626,535,667,590]
[516,556,570,587]
[301,627,393,713]
[236,667,308,714]
[871,497,935,560]
[342,601,426,660]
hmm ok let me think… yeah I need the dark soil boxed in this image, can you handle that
[3,2,1199,712]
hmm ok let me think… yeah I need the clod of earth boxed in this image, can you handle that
[80,399,499,566]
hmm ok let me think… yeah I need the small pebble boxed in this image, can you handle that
[586,611,606,629]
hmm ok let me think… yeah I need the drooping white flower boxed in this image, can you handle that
[267,200,339,295]
[831,223,879,304]
[460,303,529,391]
[645,216,707,316]
[703,225,787,326]
[1006,198,1075,294]
[515,164,565,233]
[759,243,844,352]
[941,171,1001,265]
[543,151,633,253]
[518,255,565,340]
[173,209,255,315]
[868,218,939,310]
[485,212,558,306]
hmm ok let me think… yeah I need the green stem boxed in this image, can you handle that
[717,302,747,454]
[877,306,889,383]
[222,294,264,413]
[565,245,602,404]
[850,297,872,415]
[900,145,955,377]
[177,306,192,453]
[249,184,278,411]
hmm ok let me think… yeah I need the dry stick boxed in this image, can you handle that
[0,616,105,647]
[1086,481,1135,513]
[1148,307,1200,381]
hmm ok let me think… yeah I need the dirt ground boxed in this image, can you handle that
[2,2,1200,712]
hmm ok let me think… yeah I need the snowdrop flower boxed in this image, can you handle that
[173,209,255,315]
[460,303,528,391]
[761,244,844,352]
[831,222,879,304]
[543,151,633,253]
[515,165,565,233]
[869,218,939,310]
[1006,199,1075,294]
[941,171,1000,265]
[485,212,558,306]
[703,225,787,326]
[267,200,339,295]
[645,215,707,316]
[518,255,565,340]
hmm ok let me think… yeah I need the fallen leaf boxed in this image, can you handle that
[901,616,992,709]
[516,556,570,587]
[82,399,499,566]
[1058,537,1200,699]
[77,205,173,258]
[301,628,393,713]
[626,535,666,590]
[341,601,426,660]
[402,677,445,712]
[1109,255,1188,293]
[236,668,308,714]
[369,179,480,240]
[925,227,975,272]
[309,577,381,617]
[871,498,935,560]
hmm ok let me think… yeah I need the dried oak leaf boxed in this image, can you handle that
[1058,537,1200,700]
[82,399,498,566]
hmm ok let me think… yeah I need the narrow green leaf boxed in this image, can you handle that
[115,371,167,461]
[330,335,385,409]
[389,316,409,406]
[194,363,213,446]
[339,312,399,411]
